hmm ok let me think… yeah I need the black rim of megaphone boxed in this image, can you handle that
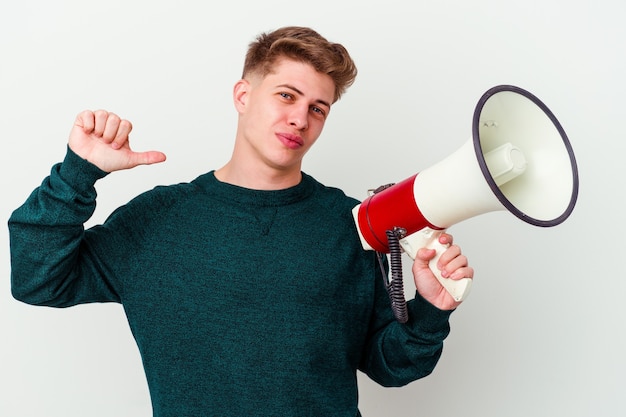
[472,85,579,227]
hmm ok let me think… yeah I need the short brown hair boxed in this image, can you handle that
[243,26,357,103]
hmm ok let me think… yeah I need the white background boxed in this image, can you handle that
[1,1,624,416]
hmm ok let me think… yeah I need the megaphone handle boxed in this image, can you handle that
[399,228,473,302]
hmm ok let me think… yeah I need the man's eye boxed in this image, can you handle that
[311,106,325,116]
[280,92,293,100]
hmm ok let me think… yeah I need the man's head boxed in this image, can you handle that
[242,26,357,103]
[216,27,356,189]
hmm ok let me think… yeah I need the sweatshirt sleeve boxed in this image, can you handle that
[8,147,120,307]
[359,266,454,387]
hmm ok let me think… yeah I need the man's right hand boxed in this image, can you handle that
[68,110,166,173]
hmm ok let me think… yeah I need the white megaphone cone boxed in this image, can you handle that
[352,85,579,321]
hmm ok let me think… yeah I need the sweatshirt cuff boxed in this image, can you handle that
[57,146,109,194]
[406,291,454,333]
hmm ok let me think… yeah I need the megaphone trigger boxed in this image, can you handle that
[399,228,473,302]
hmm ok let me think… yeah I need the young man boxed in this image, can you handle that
[9,26,473,416]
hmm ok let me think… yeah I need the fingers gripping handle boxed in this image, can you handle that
[399,228,472,302]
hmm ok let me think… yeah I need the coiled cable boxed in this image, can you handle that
[382,229,409,323]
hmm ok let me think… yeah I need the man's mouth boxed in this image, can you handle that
[277,133,304,149]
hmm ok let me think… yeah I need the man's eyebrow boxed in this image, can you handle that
[277,84,331,109]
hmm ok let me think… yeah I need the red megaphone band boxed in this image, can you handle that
[356,174,442,253]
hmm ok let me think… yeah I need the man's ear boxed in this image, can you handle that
[233,79,250,113]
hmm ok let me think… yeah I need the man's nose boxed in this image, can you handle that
[289,106,309,130]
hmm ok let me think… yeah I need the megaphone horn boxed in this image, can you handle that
[353,85,579,321]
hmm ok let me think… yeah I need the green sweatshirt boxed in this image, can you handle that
[9,148,453,417]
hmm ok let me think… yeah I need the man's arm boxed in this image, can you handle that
[360,292,453,387]
[8,110,165,306]
[359,233,472,386]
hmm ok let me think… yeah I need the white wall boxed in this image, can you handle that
[1,1,623,416]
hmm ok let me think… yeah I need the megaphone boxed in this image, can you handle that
[353,85,579,321]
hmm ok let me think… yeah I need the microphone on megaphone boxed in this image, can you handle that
[352,85,579,323]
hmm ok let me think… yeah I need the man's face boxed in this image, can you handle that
[234,58,335,174]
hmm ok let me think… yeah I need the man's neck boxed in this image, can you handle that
[214,161,302,190]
